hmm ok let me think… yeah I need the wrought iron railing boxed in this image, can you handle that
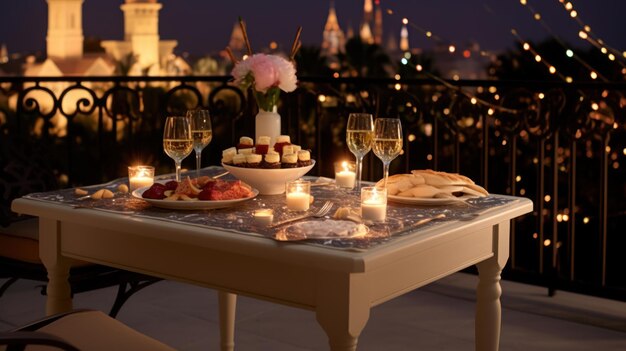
[1,75,625,301]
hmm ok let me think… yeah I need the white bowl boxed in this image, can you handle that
[222,160,315,195]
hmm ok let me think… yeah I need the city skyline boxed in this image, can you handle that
[1,0,625,58]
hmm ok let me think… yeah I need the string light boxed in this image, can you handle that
[517,1,613,81]
[554,0,626,68]
[383,4,524,114]
[511,29,569,81]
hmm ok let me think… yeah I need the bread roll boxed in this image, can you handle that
[384,169,488,199]
[397,184,443,198]
[459,184,489,197]
[377,173,425,195]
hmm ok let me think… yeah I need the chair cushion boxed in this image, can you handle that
[32,310,175,351]
[0,218,89,266]
[0,218,39,241]
[0,232,40,264]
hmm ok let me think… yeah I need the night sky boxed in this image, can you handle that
[1,0,625,57]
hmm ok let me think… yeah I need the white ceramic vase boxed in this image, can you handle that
[255,107,281,146]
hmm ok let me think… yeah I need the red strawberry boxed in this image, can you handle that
[164,180,178,191]
[197,188,213,200]
[142,183,167,199]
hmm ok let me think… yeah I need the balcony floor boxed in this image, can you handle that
[1,272,625,350]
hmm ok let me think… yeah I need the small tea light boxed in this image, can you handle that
[285,179,311,211]
[128,165,155,191]
[334,161,356,189]
[361,186,387,222]
[253,209,274,226]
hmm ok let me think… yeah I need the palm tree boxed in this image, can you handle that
[337,37,393,78]
[294,46,333,77]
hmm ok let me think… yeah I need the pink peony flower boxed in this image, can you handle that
[231,53,298,111]
[232,53,297,94]
[268,55,297,92]
[249,55,277,93]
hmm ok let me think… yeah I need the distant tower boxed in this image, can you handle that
[46,0,84,59]
[360,0,374,44]
[386,33,398,53]
[228,22,246,53]
[360,22,374,44]
[322,2,345,56]
[399,20,409,52]
[346,24,355,39]
[121,0,162,68]
[374,0,383,45]
[101,0,177,74]
[0,44,8,63]
[363,0,373,22]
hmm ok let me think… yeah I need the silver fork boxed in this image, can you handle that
[269,200,334,228]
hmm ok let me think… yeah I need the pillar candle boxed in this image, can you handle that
[286,179,311,211]
[361,186,387,221]
[128,165,155,191]
[253,209,274,226]
[335,161,356,189]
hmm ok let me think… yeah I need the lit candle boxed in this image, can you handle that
[253,209,274,226]
[361,186,387,222]
[128,165,155,191]
[335,161,356,189]
[286,179,311,211]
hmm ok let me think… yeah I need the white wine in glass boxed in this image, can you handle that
[373,118,403,189]
[163,116,193,182]
[187,110,213,178]
[346,113,374,189]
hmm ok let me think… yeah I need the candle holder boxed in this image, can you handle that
[285,179,311,211]
[253,209,274,226]
[361,186,387,222]
[334,161,356,189]
[128,165,155,192]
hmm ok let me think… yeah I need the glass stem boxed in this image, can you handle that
[382,162,390,188]
[195,150,202,178]
[356,156,364,190]
[175,161,182,182]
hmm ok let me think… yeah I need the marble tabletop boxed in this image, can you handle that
[23,166,517,251]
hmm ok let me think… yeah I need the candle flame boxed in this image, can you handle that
[342,161,349,172]
[255,209,273,216]
[372,187,380,199]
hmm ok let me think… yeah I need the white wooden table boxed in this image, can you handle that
[12,194,531,351]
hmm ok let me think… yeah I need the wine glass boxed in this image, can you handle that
[346,113,374,190]
[372,118,403,189]
[187,109,213,178]
[163,116,193,182]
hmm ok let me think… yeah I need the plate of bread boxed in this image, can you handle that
[376,169,489,205]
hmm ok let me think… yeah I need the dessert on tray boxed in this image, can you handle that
[377,169,488,199]
[222,135,313,169]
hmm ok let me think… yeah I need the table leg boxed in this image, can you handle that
[218,291,237,351]
[38,218,73,315]
[476,257,503,351]
[315,274,370,351]
[475,221,510,351]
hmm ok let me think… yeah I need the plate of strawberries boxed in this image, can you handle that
[132,176,258,210]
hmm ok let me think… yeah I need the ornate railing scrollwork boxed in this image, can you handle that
[1,75,626,302]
